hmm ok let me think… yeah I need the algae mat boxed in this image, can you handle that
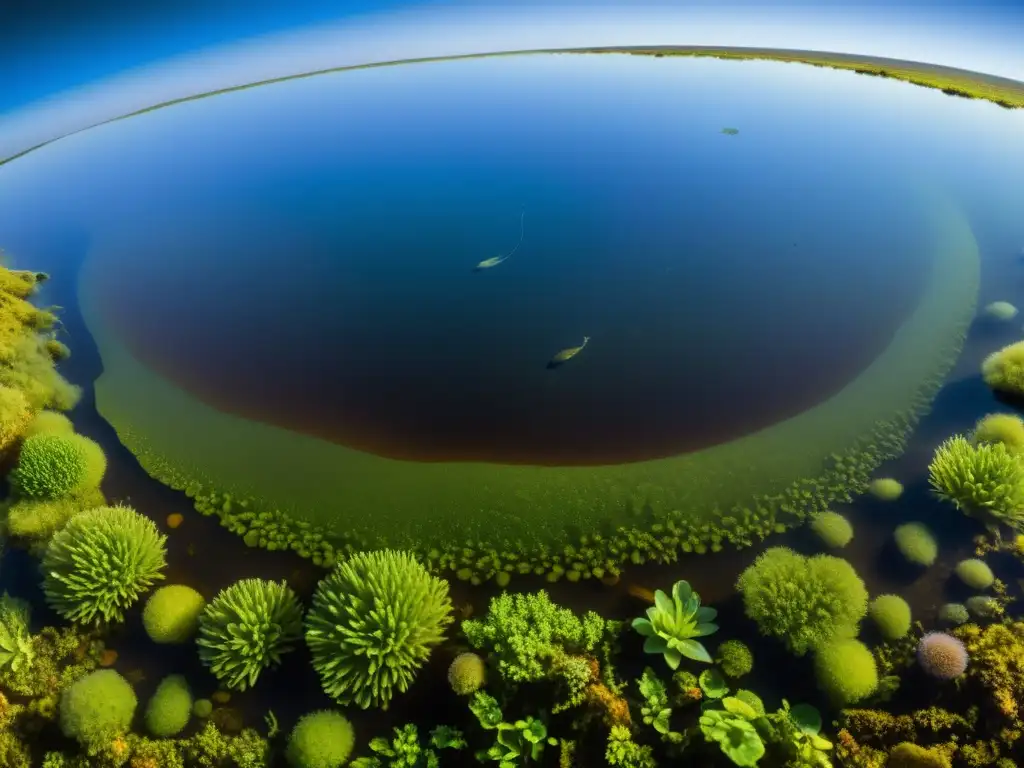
[78,189,978,562]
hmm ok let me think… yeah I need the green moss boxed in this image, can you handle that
[868,477,903,501]
[10,433,105,500]
[4,486,105,544]
[893,522,937,566]
[982,340,1024,396]
[954,558,994,590]
[0,385,31,451]
[938,603,969,626]
[192,698,213,718]
[448,652,486,695]
[59,669,137,748]
[972,413,1024,452]
[79,176,979,582]
[810,511,853,548]
[142,585,206,643]
[869,594,911,640]
[23,410,74,437]
[285,710,355,768]
[813,638,878,706]
[145,674,193,737]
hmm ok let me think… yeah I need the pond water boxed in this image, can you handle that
[0,50,1023,766]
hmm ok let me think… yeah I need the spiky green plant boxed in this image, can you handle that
[632,580,717,669]
[42,505,167,625]
[305,550,453,710]
[10,432,106,500]
[928,435,1024,530]
[0,593,34,675]
[196,578,303,691]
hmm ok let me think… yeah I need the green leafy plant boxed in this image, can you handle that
[637,668,685,745]
[350,723,465,768]
[768,701,833,768]
[196,578,303,691]
[699,707,765,766]
[929,435,1024,530]
[605,725,656,768]
[0,593,33,675]
[632,580,717,668]
[305,550,452,709]
[42,504,167,625]
[469,691,556,767]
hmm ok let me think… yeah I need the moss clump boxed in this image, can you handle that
[893,522,937,566]
[9,433,106,499]
[868,478,903,501]
[869,594,911,640]
[810,511,853,548]
[197,578,303,691]
[983,340,1024,396]
[42,504,167,625]
[59,669,137,748]
[714,639,753,678]
[192,698,213,718]
[143,584,206,643]
[954,558,994,590]
[813,638,878,706]
[0,385,31,452]
[929,435,1024,530]
[285,710,356,768]
[736,546,867,656]
[307,550,453,709]
[448,652,486,696]
[145,674,193,737]
[888,742,952,768]
[938,603,969,626]
[972,413,1024,453]
[23,410,74,437]
[4,486,105,545]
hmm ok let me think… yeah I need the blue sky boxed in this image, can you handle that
[0,0,1021,160]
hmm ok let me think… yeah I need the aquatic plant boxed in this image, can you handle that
[0,385,31,451]
[938,603,969,626]
[699,706,765,766]
[0,593,33,676]
[469,691,557,765]
[868,477,903,501]
[350,723,465,768]
[810,511,853,548]
[462,589,610,685]
[23,410,74,438]
[965,595,1001,619]
[637,667,685,745]
[193,698,213,718]
[448,652,486,696]
[869,595,911,640]
[42,504,167,625]
[736,546,868,656]
[929,435,1024,529]
[631,579,717,668]
[144,674,192,737]
[5,487,105,545]
[888,742,952,768]
[59,669,137,748]
[9,433,106,500]
[197,578,303,691]
[606,725,656,768]
[306,550,452,709]
[285,710,355,768]
[142,584,206,643]
[972,412,1024,453]
[813,638,878,706]
[954,558,994,590]
[982,340,1024,396]
[917,632,968,679]
[714,639,753,678]
[893,522,937,566]
[984,301,1018,321]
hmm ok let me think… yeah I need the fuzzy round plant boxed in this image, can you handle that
[305,550,453,710]
[10,432,106,500]
[196,578,303,691]
[42,504,167,625]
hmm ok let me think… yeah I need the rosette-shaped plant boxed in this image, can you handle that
[196,578,303,691]
[929,435,1024,530]
[632,580,717,669]
[42,505,167,625]
[305,550,453,710]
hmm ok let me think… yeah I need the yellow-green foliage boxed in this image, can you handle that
[42,504,167,625]
[44,338,70,361]
[285,710,355,768]
[894,522,938,566]
[24,410,74,437]
[714,639,753,678]
[142,584,206,644]
[814,638,878,706]
[810,511,853,548]
[306,550,453,709]
[448,652,486,695]
[0,385,31,451]
[954,621,1024,718]
[888,742,952,768]
[983,341,1024,396]
[929,435,1024,529]
[869,594,911,640]
[0,336,80,411]
[0,593,33,676]
[59,669,137,748]
[9,433,106,500]
[972,413,1024,453]
[736,546,868,656]
[4,486,105,545]
[954,558,994,590]
[145,674,192,737]
[868,477,903,501]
